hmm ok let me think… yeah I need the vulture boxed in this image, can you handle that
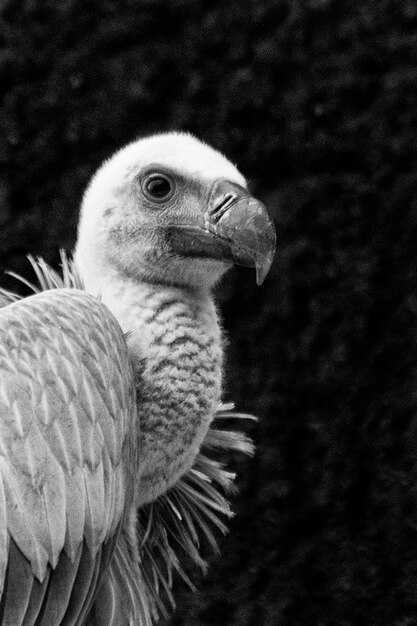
[0,132,276,624]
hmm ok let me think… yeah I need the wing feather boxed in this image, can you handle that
[63,467,86,562]
[83,463,107,556]
[0,474,9,594]
[21,565,50,625]
[91,570,118,625]
[53,543,95,625]
[40,466,67,568]
[37,545,82,625]
[0,460,48,580]
[14,423,66,569]
[2,538,35,625]
[101,451,116,537]
[75,544,105,626]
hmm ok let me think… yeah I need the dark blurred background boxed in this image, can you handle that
[1,1,417,624]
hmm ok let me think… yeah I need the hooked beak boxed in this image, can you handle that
[167,180,276,285]
[205,180,276,285]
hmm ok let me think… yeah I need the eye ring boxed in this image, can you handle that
[141,172,175,203]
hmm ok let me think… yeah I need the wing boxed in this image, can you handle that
[0,288,137,625]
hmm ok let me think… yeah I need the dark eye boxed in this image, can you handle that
[142,173,175,203]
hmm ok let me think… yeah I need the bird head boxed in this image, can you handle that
[75,132,276,291]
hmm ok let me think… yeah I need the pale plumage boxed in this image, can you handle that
[0,133,276,624]
[0,289,138,623]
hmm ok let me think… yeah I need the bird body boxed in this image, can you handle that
[0,132,276,623]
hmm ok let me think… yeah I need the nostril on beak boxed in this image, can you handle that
[209,193,236,223]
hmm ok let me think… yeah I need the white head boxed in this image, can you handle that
[75,132,275,293]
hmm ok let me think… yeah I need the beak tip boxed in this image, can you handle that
[255,251,275,286]
[207,179,277,285]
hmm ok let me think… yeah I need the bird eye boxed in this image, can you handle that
[142,173,175,203]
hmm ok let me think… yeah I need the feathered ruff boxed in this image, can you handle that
[0,252,84,306]
[1,252,256,623]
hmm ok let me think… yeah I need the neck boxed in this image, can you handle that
[80,263,223,506]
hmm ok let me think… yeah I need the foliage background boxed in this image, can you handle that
[1,1,417,624]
